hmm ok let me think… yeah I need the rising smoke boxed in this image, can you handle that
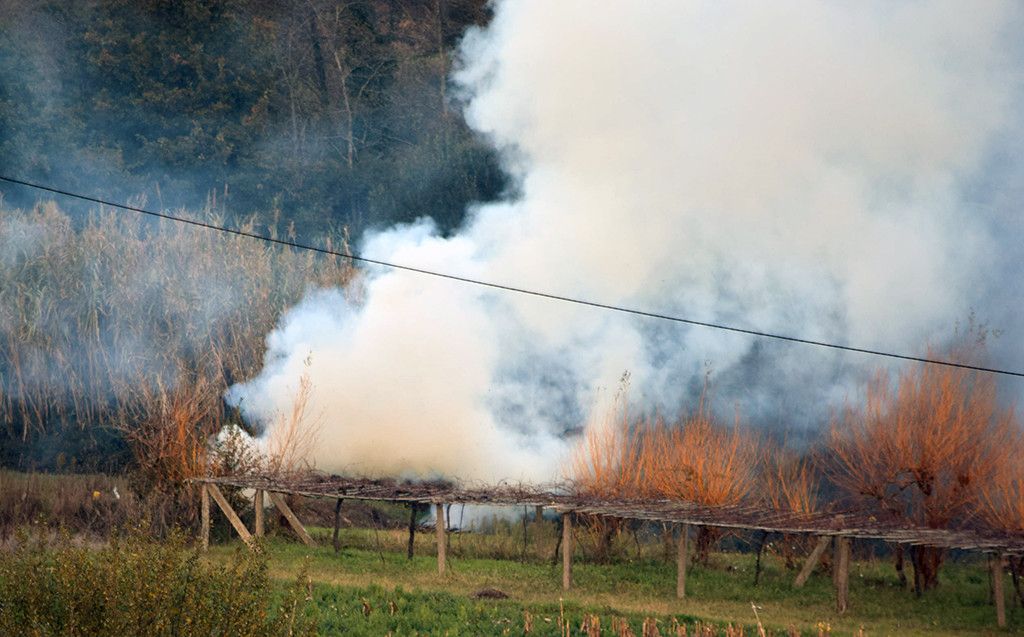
[228,0,1024,481]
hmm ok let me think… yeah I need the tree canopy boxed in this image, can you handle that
[0,0,506,238]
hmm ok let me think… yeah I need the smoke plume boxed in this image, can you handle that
[228,1,1024,480]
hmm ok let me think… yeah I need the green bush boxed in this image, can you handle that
[0,531,316,637]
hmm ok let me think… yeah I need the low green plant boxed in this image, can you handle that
[0,530,317,636]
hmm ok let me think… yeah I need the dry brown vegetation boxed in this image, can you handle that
[571,392,761,563]
[826,342,1019,592]
[262,371,324,475]
[761,443,822,570]
[0,470,137,541]
[978,432,1024,607]
[571,340,1023,586]
[0,202,354,527]
[571,395,759,506]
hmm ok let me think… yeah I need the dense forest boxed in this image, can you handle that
[0,0,506,237]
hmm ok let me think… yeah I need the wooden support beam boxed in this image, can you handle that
[200,484,210,551]
[562,512,573,591]
[677,523,689,599]
[254,489,264,538]
[993,553,1007,628]
[534,505,545,559]
[407,504,418,560]
[794,536,830,588]
[753,530,769,586]
[435,503,447,576]
[332,498,343,553]
[267,491,315,547]
[207,483,253,547]
[834,536,850,614]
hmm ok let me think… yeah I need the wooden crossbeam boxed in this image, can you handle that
[794,536,830,588]
[207,483,253,546]
[267,491,315,547]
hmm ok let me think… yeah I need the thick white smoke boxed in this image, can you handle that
[228,1,1024,480]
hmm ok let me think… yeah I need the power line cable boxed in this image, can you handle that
[2,173,1022,379]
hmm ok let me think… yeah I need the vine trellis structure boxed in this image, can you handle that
[192,472,1024,628]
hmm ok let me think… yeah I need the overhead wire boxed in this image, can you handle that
[1,173,1022,379]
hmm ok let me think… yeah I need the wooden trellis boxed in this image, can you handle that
[193,472,1024,628]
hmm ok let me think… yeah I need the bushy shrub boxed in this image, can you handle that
[0,530,317,636]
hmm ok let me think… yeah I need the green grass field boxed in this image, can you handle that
[207,522,1022,636]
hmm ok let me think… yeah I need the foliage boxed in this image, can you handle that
[0,530,317,637]
[0,0,506,237]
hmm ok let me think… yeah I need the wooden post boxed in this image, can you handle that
[834,536,850,614]
[562,512,573,591]
[254,489,264,538]
[753,530,768,586]
[534,505,545,559]
[794,536,830,588]
[435,503,447,576]
[200,483,210,550]
[677,523,689,599]
[993,553,1006,628]
[266,491,315,547]
[407,504,418,560]
[332,498,343,553]
[207,483,253,546]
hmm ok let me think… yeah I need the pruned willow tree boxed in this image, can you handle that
[571,390,760,565]
[826,341,1017,594]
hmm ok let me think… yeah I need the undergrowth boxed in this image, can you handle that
[0,530,317,636]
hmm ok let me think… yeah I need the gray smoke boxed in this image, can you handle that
[229,0,1024,480]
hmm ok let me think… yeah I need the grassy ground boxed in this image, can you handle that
[207,522,1023,636]
[0,470,137,541]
